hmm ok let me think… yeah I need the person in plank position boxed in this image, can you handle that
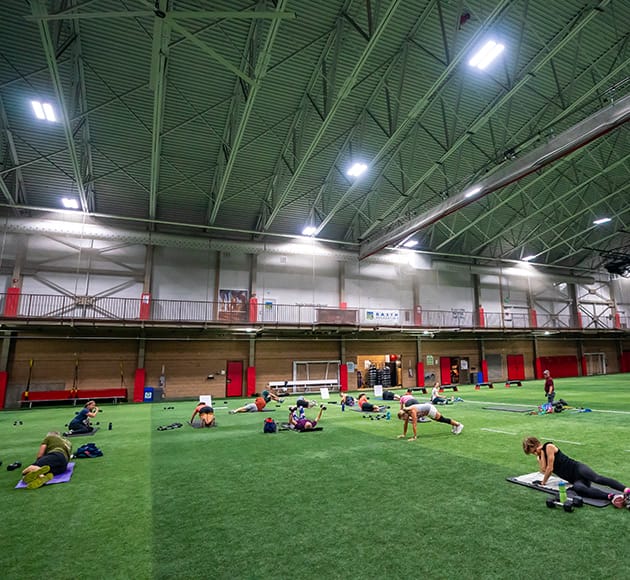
[522,436,630,508]
[398,403,464,441]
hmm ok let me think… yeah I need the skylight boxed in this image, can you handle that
[31,100,57,122]
[347,162,367,177]
[469,41,505,70]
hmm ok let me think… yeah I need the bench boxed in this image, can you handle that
[475,382,494,390]
[409,387,428,395]
[268,379,339,395]
[20,388,128,408]
[439,384,459,392]
[504,380,523,388]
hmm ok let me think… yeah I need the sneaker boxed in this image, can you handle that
[22,465,51,484]
[611,494,625,508]
[320,404,327,410]
[453,423,464,435]
[26,472,53,489]
[229,410,236,414]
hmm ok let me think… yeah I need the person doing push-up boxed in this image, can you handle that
[398,403,464,441]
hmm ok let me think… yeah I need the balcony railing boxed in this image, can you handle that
[0,292,627,332]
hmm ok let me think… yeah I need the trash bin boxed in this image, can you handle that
[477,371,484,383]
[143,387,154,402]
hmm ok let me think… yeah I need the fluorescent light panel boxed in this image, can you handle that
[61,198,79,209]
[522,255,536,262]
[593,217,611,225]
[464,186,482,198]
[31,100,57,121]
[347,162,367,177]
[403,240,418,248]
[302,226,317,236]
[469,41,505,70]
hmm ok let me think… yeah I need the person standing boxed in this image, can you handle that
[522,437,630,508]
[543,370,555,405]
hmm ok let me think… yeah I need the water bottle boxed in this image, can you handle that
[558,482,567,503]
[108,422,113,431]
[341,402,345,412]
[385,411,391,420]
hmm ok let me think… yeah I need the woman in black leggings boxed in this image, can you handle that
[523,436,630,508]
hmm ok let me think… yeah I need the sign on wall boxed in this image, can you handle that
[426,355,434,365]
[365,309,400,323]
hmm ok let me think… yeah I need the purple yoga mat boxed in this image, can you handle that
[15,462,75,489]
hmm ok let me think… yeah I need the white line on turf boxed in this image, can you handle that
[481,428,517,435]
[540,437,583,445]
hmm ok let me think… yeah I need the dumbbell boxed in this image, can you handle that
[545,496,583,512]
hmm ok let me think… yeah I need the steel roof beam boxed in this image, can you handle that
[32,0,89,213]
[207,0,289,225]
[261,0,405,232]
[359,93,630,259]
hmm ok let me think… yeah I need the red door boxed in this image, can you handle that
[506,354,525,380]
[226,361,243,397]
[440,357,452,385]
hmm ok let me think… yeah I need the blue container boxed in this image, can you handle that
[477,371,484,383]
[143,387,154,402]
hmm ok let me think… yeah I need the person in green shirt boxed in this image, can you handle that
[21,431,72,490]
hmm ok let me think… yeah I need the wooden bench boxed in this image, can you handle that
[504,380,523,388]
[20,388,128,408]
[475,382,494,390]
[439,384,459,392]
[268,379,339,395]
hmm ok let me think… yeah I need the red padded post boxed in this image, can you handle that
[416,362,425,387]
[246,366,256,396]
[0,371,7,409]
[133,368,146,402]
[4,287,20,317]
[481,359,488,382]
[339,364,348,392]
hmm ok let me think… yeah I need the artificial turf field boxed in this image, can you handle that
[1,374,629,579]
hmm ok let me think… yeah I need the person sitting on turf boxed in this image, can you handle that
[230,393,267,414]
[21,431,72,490]
[340,392,355,407]
[398,402,464,440]
[357,393,387,413]
[262,388,284,404]
[66,400,99,435]
[522,436,630,508]
[296,395,317,409]
[190,401,216,427]
[430,382,452,405]
[289,405,325,431]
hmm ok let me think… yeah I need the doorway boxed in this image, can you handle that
[226,361,243,397]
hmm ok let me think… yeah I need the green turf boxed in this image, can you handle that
[1,375,629,579]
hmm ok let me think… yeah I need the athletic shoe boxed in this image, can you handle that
[453,423,464,435]
[22,465,51,484]
[611,494,625,508]
[229,410,236,414]
[26,472,53,490]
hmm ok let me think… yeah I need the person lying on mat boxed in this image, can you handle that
[522,436,630,508]
[357,393,386,413]
[261,388,284,404]
[230,393,267,414]
[398,403,464,441]
[430,383,453,405]
[289,405,325,431]
[21,431,72,490]
[190,401,216,427]
[67,400,99,434]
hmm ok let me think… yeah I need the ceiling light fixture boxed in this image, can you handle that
[61,198,79,209]
[302,226,317,236]
[31,100,57,122]
[403,240,418,248]
[347,162,368,177]
[522,255,536,262]
[469,40,505,70]
[593,217,611,225]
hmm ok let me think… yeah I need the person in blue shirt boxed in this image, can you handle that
[66,400,99,434]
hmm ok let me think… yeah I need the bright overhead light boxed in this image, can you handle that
[31,100,57,122]
[469,40,505,70]
[403,240,418,248]
[61,198,79,209]
[464,186,482,198]
[302,226,317,236]
[522,255,536,262]
[593,217,611,225]
[347,162,368,177]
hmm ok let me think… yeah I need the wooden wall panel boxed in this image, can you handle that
[536,340,579,357]
[483,340,536,380]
